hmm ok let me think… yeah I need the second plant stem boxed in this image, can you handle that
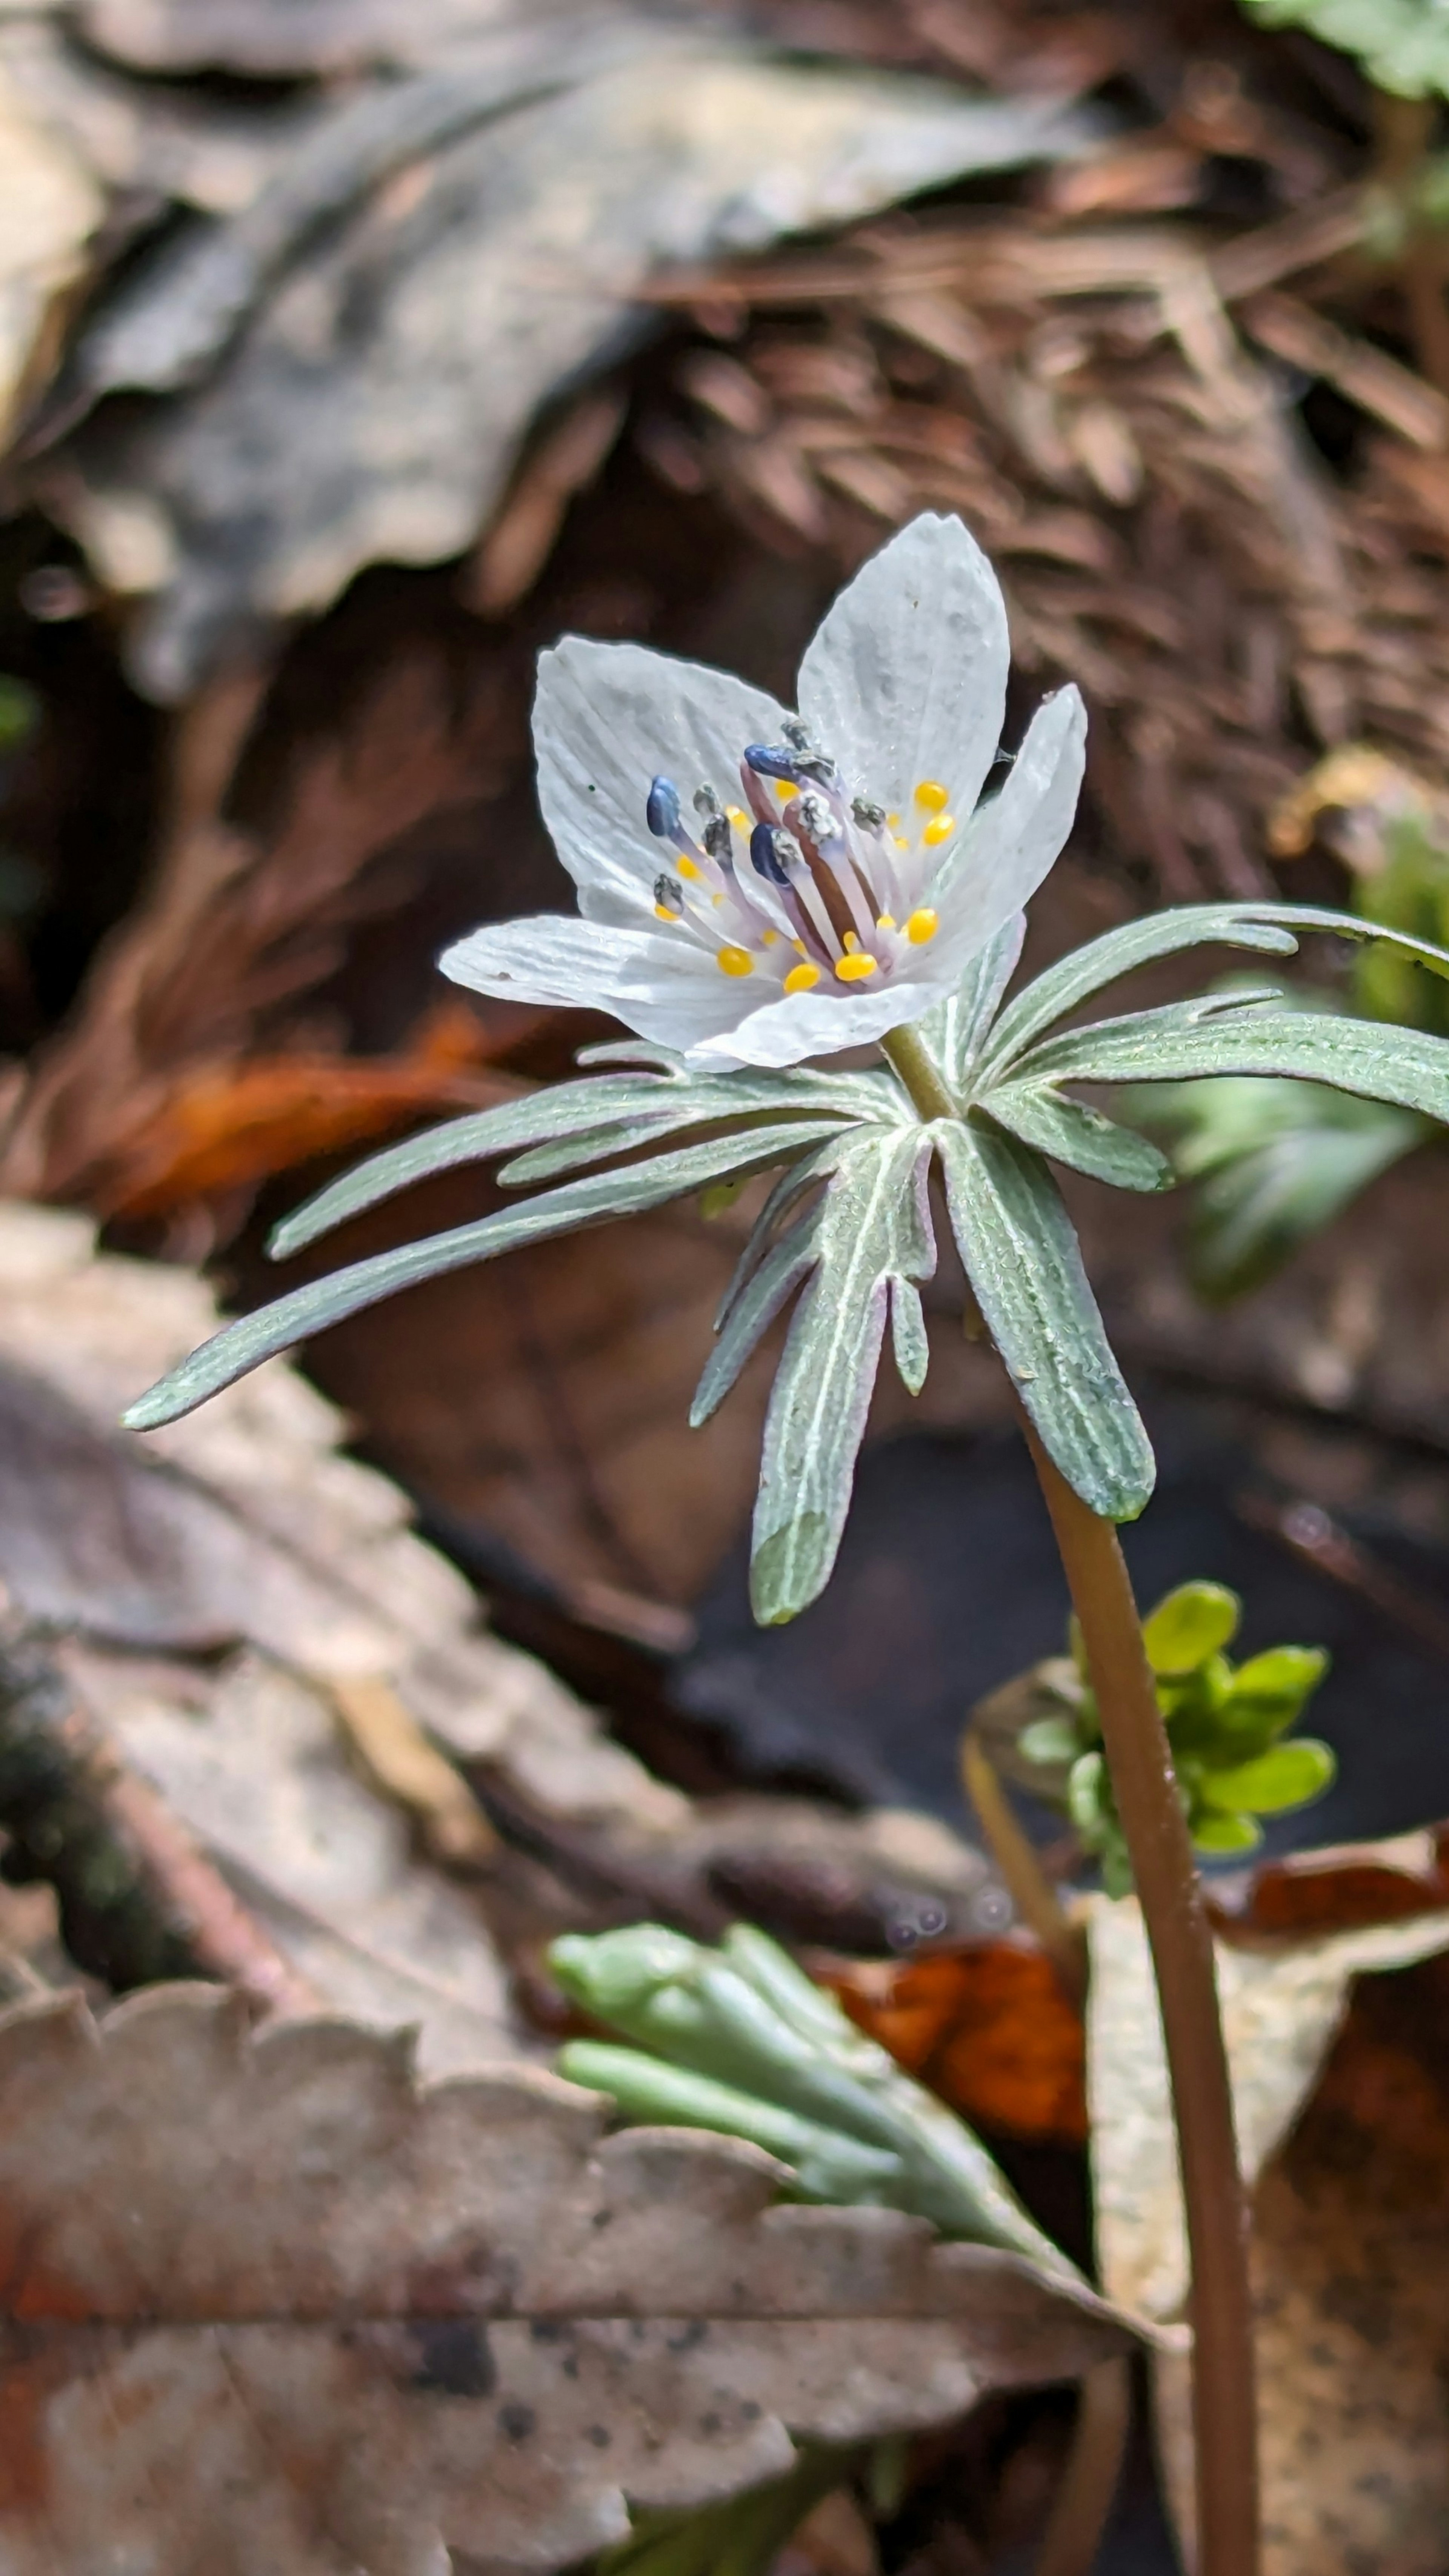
[881,1024,1259,2576]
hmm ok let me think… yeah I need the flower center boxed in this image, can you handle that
[646,719,948,995]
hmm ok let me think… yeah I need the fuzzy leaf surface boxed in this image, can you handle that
[749,1131,937,1624]
[935,1121,1154,1522]
[1012,1007,1449,1125]
[975,901,1449,1083]
[977,1081,1173,1191]
[125,1120,846,1429]
[269,1066,895,1257]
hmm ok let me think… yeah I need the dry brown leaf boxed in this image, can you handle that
[825,1942,1087,2148]
[0,1198,709,2036]
[0,1982,1133,2570]
[1087,1890,1449,2574]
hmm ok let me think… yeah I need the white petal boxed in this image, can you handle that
[796,514,1009,823]
[443,912,769,1052]
[923,685,1086,966]
[686,958,959,1070]
[534,638,791,928]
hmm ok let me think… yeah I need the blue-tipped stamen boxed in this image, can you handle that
[647,776,686,840]
[749,822,793,885]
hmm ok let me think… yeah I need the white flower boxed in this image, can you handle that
[442,514,1086,1071]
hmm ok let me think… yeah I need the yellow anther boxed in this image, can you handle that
[677,854,703,880]
[843,930,861,953]
[886,812,901,830]
[716,945,754,977]
[711,890,724,906]
[654,903,681,921]
[760,927,778,947]
[893,835,909,851]
[906,907,939,945]
[876,912,897,932]
[784,960,820,993]
[725,805,749,830]
[922,814,955,847]
[835,952,878,982]
[914,780,949,811]
[777,782,800,805]
[791,938,808,957]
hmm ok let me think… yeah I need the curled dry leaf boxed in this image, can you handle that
[1087,1882,1449,2574]
[0,1983,1134,2571]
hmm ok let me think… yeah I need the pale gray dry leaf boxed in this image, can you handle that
[0,1199,683,1840]
[0,14,325,217]
[62,1638,523,2072]
[0,55,101,444]
[76,0,601,74]
[0,1983,1134,2573]
[39,45,1093,696]
[1086,1886,1449,2325]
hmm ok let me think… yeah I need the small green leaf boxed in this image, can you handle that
[978,1080,1174,1192]
[1222,1646,1330,1739]
[1068,1750,1108,1834]
[1128,1073,1426,1301]
[1190,1810,1263,1856]
[1018,1715,1084,1766]
[1141,1581,1241,1676]
[749,1132,937,1624]
[935,1119,1155,1523]
[699,1174,752,1218]
[1202,1740,1337,1815]
[125,1118,847,1429]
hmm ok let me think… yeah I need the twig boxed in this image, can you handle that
[0,1615,316,2015]
[960,1730,1087,2011]
[1031,2357,1132,2576]
[328,1672,497,1872]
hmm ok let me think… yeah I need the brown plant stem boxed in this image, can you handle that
[1014,1414,1258,2576]
[879,1026,1258,2575]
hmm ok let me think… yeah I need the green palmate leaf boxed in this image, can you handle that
[1128,1070,1428,1301]
[915,912,1026,1097]
[978,1080,1174,1192]
[934,1120,1154,1523]
[267,1063,896,1258]
[557,2043,906,2204]
[975,900,1449,1083]
[1239,0,1449,97]
[1014,1006,1449,1126]
[1140,1581,1240,1676]
[748,1130,938,1624]
[551,1923,1075,2273]
[123,1119,846,1430]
